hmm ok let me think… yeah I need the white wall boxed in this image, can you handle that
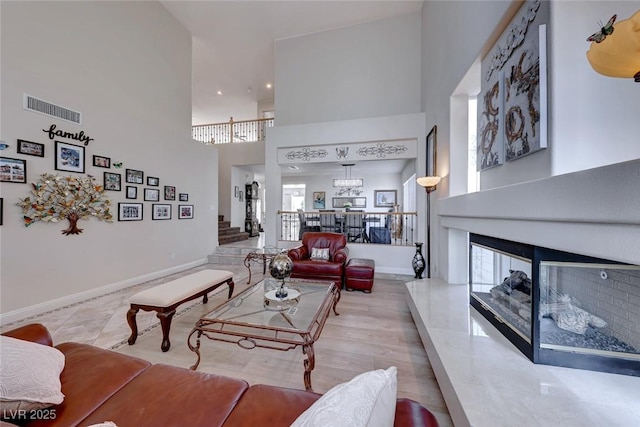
[440,159,640,266]
[422,1,640,281]
[421,0,515,281]
[549,1,640,174]
[282,171,403,213]
[265,113,425,274]
[0,2,217,318]
[275,13,422,126]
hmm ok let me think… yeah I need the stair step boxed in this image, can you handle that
[214,245,260,255]
[219,232,250,245]
[208,252,247,265]
[218,220,231,229]
[218,215,225,222]
[219,226,243,236]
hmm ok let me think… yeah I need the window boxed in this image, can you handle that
[468,96,479,193]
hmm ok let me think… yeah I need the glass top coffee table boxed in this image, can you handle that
[187,278,340,391]
[243,246,282,284]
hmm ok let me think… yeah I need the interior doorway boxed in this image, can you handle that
[282,184,306,239]
[282,184,306,211]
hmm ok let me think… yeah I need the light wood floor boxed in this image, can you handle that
[1,244,453,426]
[114,274,453,426]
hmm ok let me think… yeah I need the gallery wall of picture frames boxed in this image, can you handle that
[5,124,194,229]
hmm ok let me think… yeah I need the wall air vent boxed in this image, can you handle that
[23,94,82,125]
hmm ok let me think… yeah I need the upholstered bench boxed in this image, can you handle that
[345,258,375,293]
[127,269,234,352]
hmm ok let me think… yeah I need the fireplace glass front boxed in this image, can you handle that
[469,233,640,376]
[539,262,640,362]
[469,236,534,358]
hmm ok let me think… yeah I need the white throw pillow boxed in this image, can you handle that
[0,336,65,412]
[310,247,330,261]
[291,366,397,427]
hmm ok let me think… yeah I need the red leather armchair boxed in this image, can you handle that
[287,232,349,287]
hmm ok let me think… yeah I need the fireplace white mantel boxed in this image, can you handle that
[422,158,640,425]
[406,278,640,427]
[438,158,640,267]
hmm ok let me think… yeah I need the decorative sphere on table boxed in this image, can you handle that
[269,250,293,298]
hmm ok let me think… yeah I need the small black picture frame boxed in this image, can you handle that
[179,193,188,202]
[147,176,159,186]
[0,157,27,183]
[144,188,160,202]
[152,203,172,220]
[126,186,138,199]
[164,185,176,201]
[55,141,85,173]
[118,202,143,221]
[126,169,144,184]
[0,197,3,226]
[178,204,194,219]
[17,139,45,157]
[93,155,111,168]
[104,172,122,191]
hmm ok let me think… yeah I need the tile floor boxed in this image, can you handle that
[0,252,254,350]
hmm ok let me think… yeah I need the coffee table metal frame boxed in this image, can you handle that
[243,246,281,284]
[187,278,340,391]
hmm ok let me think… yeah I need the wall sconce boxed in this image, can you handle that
[417,175,442,278]
[586,10,640,83]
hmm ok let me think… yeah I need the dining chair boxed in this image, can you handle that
[319,210,339,233]
[297,209,320,240]
[344,212,365,242]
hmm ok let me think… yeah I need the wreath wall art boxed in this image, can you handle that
[478,0,548,170]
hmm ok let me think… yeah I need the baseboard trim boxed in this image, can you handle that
[0,259,208,325]
[376,266,414,275]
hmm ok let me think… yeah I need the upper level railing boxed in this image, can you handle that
[277,210,417,246]
[192,117,274,144]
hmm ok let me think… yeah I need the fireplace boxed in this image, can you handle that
[469,233,640,376]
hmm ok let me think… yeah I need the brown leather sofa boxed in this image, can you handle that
[288,232,349,287]
[2,323,440,427]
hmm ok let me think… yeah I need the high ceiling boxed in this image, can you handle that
[160,0,424,125]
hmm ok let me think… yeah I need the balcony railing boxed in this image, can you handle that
[277,210,417,246]
[192,117,274,144]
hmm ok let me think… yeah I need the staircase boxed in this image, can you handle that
[218,215,249,245]
[207,244,255,266]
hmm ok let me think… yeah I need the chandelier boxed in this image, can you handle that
[333,164,363,196]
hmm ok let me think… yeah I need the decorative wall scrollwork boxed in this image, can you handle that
[357,143,408,158]
[284,148,328,161]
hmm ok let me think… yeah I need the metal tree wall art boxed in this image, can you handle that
[17,173,113,235]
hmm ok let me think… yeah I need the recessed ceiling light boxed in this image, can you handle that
[288,165,299,170]
[266,83,272,89]
[217,90,222,95]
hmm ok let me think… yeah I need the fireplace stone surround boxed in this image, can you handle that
[439,158,640,274]
[422,159,640,425]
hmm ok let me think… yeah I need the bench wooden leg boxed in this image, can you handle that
[127,306,140,345]
[157,309,176,352]
[227,279,235,299]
